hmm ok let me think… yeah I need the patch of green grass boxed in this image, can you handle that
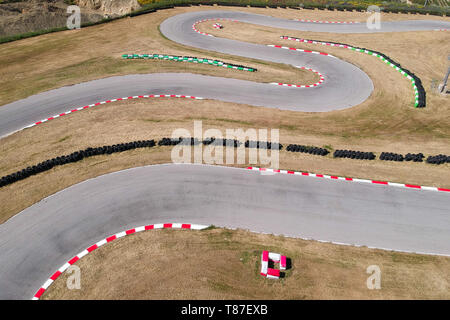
[214,118,253,126]
[207,279,234,292]
[142,118,182,123]
[88,159,108,167]
[239,250,254,264]
[390,252,437,264]
[55,135,71,143]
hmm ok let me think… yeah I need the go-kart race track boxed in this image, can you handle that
[0,10,449,300]
[1,164,450,300]
[1,11,449,138]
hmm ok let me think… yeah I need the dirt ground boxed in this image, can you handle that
[42,227,450,300]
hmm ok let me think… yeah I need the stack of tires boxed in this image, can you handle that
[405,153,424,162]
[333,150,375,160]
[426,154,450,165]
[245,141,283,150]
[380,152,404,162]
[203,138,242,147]
[158,137,182,146]
[286,144,329,156]
[178,137,202,146]
[0,140,156,188]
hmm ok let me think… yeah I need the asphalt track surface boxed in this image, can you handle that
[0,164,450,299]
[1,11,450,299]
[1,10,449,137]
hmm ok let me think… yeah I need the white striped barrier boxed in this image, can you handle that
[23,94,204,131]
[192,18,237,37]
[295,19,360,24]
[271,66,325,88]
[247,166,450,194]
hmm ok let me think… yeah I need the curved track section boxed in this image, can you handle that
[1,11,449,137]
[0,164,449,299]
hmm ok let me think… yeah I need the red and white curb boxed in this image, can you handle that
[295,18,360,24]
[434,29,450,31]
[282,36,352,48]
[271,66,325,88]
[32,223,209,300]
[192,18,237,37]
[23,94,204,131]
[246,166,450,193]
[267,44,336,58]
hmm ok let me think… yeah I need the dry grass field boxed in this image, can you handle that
[42,227,450,300]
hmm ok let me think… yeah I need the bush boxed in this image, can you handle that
[426,154,450,165]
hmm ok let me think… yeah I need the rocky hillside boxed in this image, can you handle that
[75,0,141,16]
[0,0,141,38]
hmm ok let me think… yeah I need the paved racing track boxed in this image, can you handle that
[1,164,450,299]
[0,11,449,299]
[1,11,450,137]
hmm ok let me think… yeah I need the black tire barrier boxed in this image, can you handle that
[286,144,329,156]
[245,140,283,150]
[333,149,376,160]
[158,137,279,149]
[380,152,428,163]
[380,152,404,162]
[158,137,182,146]
[426,154,450,165]
[202,137,242,147]
[405,153,425,162]
[158,137,202,146]
[0,140,156,189]
[281,36,426,108]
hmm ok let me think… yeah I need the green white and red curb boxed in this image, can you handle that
[32,223,209,300]
[122,53,256,72]
[281,36,421,107]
